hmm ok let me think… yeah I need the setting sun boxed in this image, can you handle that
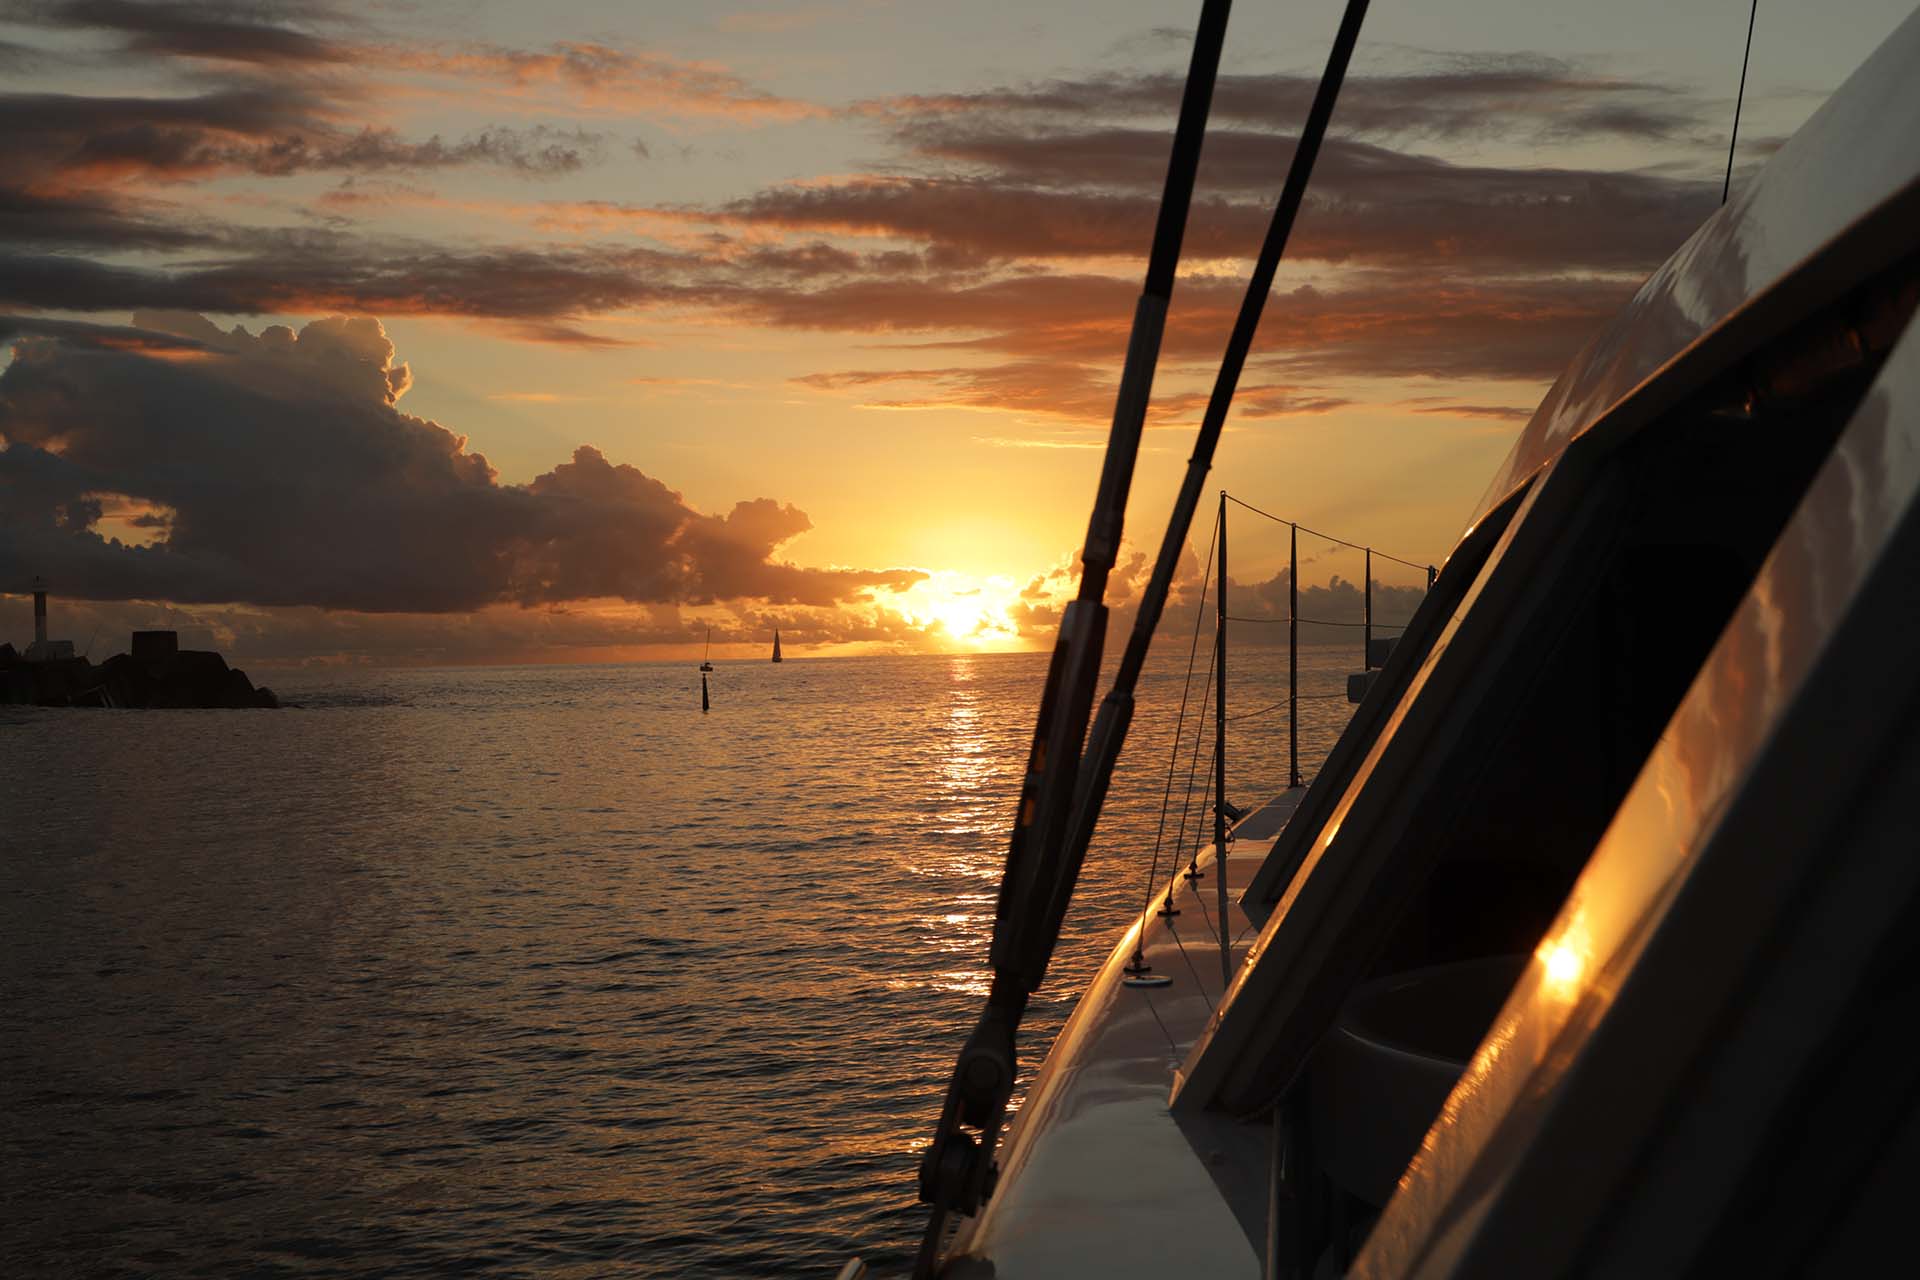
[897,572,1028,651]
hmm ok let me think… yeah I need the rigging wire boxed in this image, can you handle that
[1186,759,1222,948]
[1227,692,1344,724]
[1724,0,1760,205]
[1171,639,1216,891]
[1167,915,1217,1014]
[1129,506,1219,972]
[1140,991,1183,1057]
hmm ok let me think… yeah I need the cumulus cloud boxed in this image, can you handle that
[0,314,925,612]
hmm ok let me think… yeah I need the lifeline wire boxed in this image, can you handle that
[1223,493,1431,573]
[1230,615,1405,629]
[1165,913,1217,1015]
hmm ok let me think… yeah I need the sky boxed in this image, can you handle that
[2,0,1913,665]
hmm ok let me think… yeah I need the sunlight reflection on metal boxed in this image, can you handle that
[1535,932,1588,999]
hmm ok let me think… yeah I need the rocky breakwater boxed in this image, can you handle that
[0,631,278,709]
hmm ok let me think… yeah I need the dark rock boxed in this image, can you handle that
[218,667,257,709]
[151,650,229,707]
[101,652,157,708]
[24,656,96,705]
[5,638,278,709]
[131,630,179,662]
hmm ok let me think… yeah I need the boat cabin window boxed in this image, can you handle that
[1184,259,1917,1274]
[1371,272,1912,979]
[1239,485,1527,920]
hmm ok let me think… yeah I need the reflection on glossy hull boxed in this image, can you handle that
[941,11,1920,1278]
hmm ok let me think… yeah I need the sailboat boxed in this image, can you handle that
[771,630,783,663]
[699,627,713,673]
[893,6,1920,1279]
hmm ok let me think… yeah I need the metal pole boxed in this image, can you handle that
[1289,524,1300,788]
[1363,548,1373,669]
[1215,491,1231,987]
[1427,564,1436,590]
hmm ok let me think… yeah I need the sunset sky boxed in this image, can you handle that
[2,0,1912,664]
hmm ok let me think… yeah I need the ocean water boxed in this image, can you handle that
[0,644,1358,1278]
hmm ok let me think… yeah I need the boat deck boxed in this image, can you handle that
[945,793,1307,1278]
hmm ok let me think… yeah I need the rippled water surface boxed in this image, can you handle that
[1,646,1356,1277]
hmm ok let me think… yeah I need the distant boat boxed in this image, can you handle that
[699,626,713,672]
[771,630,783,663]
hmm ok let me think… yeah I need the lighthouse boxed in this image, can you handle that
[23,577,74,662]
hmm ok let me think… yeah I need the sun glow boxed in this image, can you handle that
[897,571,1029,651]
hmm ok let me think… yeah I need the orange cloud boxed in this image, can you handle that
[386,41,823,123]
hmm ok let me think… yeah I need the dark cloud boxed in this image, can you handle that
[0,26,1727,467]
[1407,401,1535,423]
[3,0,358,65]
[0,87,604,186]
[731,269,1631,380]
[0,231,1634,425]
[0,312,209,350]
[0,242,678,318]
[870,59,1703,144]
[0,185,221,249]
[715,137,1713,273]
[0,315,925,612]
[756,263,1630,420]
[0,35,49,67]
